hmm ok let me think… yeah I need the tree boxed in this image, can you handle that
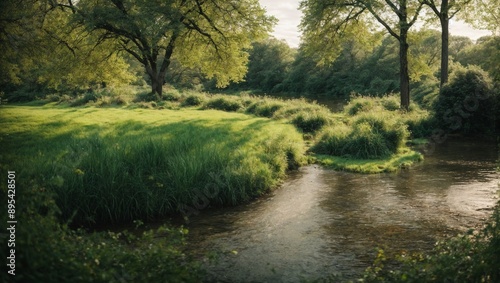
[420,0,473,88]
[300,0,424,110]
[1,0,134,94]
[457,36,500,84]
[462,0,499,35]
[244,37,295,92]
[56,0,275,98]
[0,0,49,86]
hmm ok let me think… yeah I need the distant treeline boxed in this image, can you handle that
[202,33,498,100]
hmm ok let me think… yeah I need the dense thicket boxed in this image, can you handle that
[433,65,498,135]
[218,33,498,103]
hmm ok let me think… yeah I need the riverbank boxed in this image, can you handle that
[0,92,429,282]
[0,104,306,282]
[16,88,429,173]
[1,105,306,226]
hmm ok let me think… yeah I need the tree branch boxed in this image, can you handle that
[409,2,424,27]
[365,3,400,40]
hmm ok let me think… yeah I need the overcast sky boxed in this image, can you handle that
[258,0,492,48]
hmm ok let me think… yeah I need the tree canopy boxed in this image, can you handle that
[54,0,275,97]
[300,0,424,110]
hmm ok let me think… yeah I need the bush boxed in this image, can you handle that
[313,113,409,159]
[111,95,128,105]
[163,91,182,102]
[433,65,496,135]
[45,94,61,102]
[345,96,376,115]
[381,95,400,111]
[246,99,286,118]
[204,96,243,112]
[70,91,102,107]
[134,91,159,102]
[0,185,201,283]
[182,94,205,106]
[292,110,330,133]
[362,200,500,283]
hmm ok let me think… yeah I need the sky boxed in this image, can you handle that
[258,0,492,48]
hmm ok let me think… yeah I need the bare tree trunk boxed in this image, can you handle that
[400,34,410,111]
[150,75,164,97]
[440,13,449,88]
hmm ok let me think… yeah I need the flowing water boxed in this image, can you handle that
[184,138,498,282]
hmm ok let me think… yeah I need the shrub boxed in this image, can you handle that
[111,95,128,105]
[134,91,159,102]
[345,96,375,115]
[182,94,205,106]
[246,100,286,118]
[70,91,102,107]
[381,95,400,111]
[362,200,500,282]
[0,184,201,283]
[291,110,330,133]
[433,65,496,135]
[354,114,408,153]
[163,91,182,101]
[313,113,409,159]
[45,94,61,102]
[205,96,243,112]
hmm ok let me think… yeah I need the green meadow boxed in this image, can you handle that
[1,105,306,226]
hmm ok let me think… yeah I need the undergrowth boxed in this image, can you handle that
[362,200,500,282]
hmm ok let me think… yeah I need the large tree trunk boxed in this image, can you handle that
[150,74,164,98]
[399,32,411,111]
[440,13,449,88]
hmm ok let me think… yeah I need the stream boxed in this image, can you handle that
[184,138,499,282]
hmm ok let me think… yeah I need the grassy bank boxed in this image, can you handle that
[0,90,431,282]
[30,87,428,173]
[1,105,305,226]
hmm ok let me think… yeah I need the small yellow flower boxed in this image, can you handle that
[74,169,85,175]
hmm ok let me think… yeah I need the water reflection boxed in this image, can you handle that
[185,139,498,282]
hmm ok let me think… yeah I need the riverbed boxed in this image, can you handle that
[184,138,498,282]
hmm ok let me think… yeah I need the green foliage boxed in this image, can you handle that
[182,93,206,106]
[238,38,296,92]
[71,0,275,95]
[1,106,304,226]
[457,36,500,84]
[343,95,434,138]
[291,110,330,133]
[314,113,409,159]
[434,65,496,135]
[246,99,287,118]
[362,200,500,282]
[70,91,103,107]
[0,183,201,283]
[162,89,182,102]
[204,96,244,112]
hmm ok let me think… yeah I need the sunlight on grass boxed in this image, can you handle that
[313,148,423,173]
[1,106,305,226]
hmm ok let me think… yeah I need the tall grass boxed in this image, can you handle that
[2,106,304,226]
[0,182,201,283]
[313,113,409,159]
[343,94,434,139]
